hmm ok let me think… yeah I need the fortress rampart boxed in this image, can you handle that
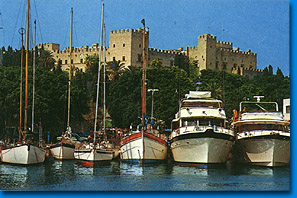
[38,30,261,78]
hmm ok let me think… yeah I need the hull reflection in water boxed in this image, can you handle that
[119,162,169,177]
[0,163,45,190]
[0,160,290,191]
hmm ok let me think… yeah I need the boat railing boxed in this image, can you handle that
[237,129,290,138]
[178,125,233,136]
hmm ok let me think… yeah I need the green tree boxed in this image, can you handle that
[37,49,56,70]
[107,60,128,82]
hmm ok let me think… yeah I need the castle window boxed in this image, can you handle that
[138,54,142,62]
[139,44,141,48]
[71,59,73,64]
[216,61,219,69]
[113,57,116,61]
[80,59,83,63]
[113,44,116,48]
[223,63,227,70]
[65,60,68,64]
[123,43,125,47]
[122,56,126,61]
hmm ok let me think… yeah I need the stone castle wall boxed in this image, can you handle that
[187,34,257,76]
[38,29,261,78]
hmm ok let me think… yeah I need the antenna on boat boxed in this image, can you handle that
[196,82,202,91]
[254,96,264,102]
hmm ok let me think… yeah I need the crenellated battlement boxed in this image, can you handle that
[243,67,263,72]
[110,28,143,34]
[149,48,183,55]
[218,47,256,56]
[188,46,197,50]
[51,44,106,55]
[216,40,232,46]
[199,34,216,40]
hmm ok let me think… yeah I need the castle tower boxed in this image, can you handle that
[109,28,149,67]
[197,34,218,71]
[187,33,257,75]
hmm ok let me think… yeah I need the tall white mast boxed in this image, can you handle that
[103,24,106,138]
[67,8,73,132]
[94,3,104,144]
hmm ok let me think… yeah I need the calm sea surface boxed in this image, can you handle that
[0,158,290,191]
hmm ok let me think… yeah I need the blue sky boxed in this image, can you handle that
[0,0,290,76]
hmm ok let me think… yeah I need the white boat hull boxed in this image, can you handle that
[236,138,290,167]
[1,144,46,165]
[120,132,168,163]
[74,148,113,162]
[50,142,75,160]
[171,136,233,164]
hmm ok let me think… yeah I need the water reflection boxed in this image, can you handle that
[0,159,290,191]
[119,162,169,176]
[74,160,115,176]
[0,163,45,190]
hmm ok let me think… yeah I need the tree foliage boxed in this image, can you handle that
[0,47,90,141]
[0,47,290,137]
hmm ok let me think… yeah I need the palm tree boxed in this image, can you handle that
[202,80,222,99]
[37,49,55,70]
[85,54,99,71]
[106,60,129,82]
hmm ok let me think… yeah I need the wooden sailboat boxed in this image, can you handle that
[74,3,113,164]
[119,19,168,163]
[50,8,75,160]
[1,0,46,165]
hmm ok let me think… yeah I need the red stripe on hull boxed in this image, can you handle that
[121,132,167,146]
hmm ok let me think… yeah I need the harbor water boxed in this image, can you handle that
[0,158,290,191]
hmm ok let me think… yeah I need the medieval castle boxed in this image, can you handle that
[36,28,263,78]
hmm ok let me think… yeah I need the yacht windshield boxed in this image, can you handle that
[182,101,222,108]
[182,118,224,127]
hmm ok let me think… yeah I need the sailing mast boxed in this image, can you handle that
[141,19,147,130]
[103,24,106,140]
[141,19,147,162]
[67,8,73,133]
[18,27,25,141]
[24,0,29,137]
[94,3,104,144]
[32,20,36,134]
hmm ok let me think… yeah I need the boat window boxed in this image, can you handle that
[237,124,288,132]
[241,103,277,112]
[182,118,224,127]
[182,101,221,108]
